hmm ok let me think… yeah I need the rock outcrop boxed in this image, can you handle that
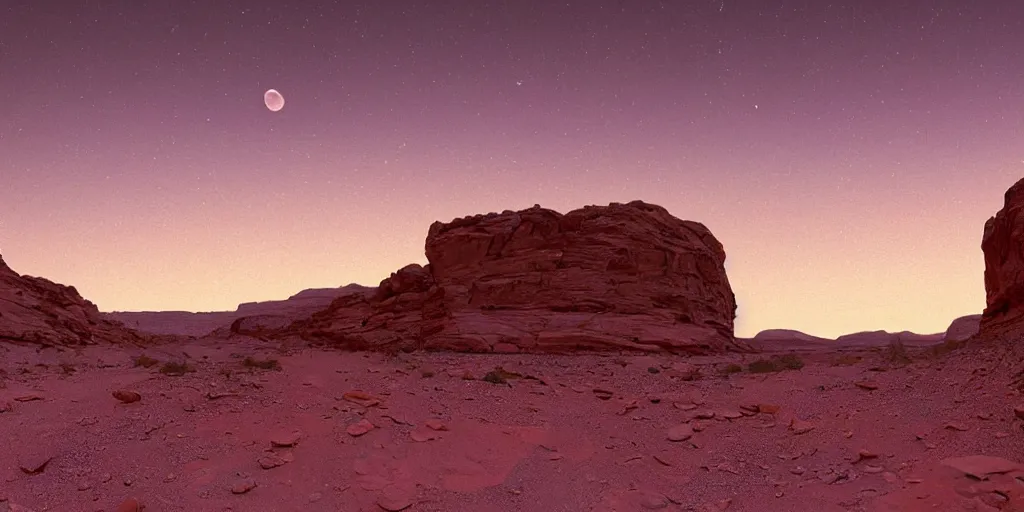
[107,284,372,337]
[835,330,944,347]
[290,201,746,354]
[943,314,981,343]
[0,254,144,346]
[981,177,1024,338]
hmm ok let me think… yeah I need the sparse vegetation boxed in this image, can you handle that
[242,356,282,371]
[133,354,160,368]
[830,354,863,366]
[885,338,912,365]
[925,338,965,358]
[159,361,192,376]
[747,354,805,373]
[721,363,743,374]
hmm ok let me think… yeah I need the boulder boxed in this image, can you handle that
[291,201,747,354]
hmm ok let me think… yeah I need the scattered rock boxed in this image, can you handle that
[667,424,694,442]
[1013,405,1024,420]
[757,404,780,414]
[940,455,1022,480]
[13,394,43,402]
[854,381,879,391]
[18,454,52,475]
[115,498,143,512]
[593,388,614,400]
[347,419,375,437]
[423,418,448,431]
[112,390,141,404]
[270,430,302,448]
[377,486,413,511]
[230,478,257,494]
[258,454,288,470]
[789,419,815,435]
[342,391,381,408]
[944,422,970,432]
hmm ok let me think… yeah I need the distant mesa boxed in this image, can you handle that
[106,284,373,338]
[268,200,747,354]
[0,254,143,346]
[751,329,831,344]
[980,177,1024,339]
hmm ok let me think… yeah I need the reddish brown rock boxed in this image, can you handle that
[115,498,143,512]
[0,254,145,346]
[112,390,141,404]
[346,419,374,437]
[981,178,1024,337]
[288,201,746,354]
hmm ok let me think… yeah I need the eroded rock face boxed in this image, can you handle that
[294,201,746,354]
[981,178,1024,337]
[0,254,143,346]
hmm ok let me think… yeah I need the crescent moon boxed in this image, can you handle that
[264,89,285,112]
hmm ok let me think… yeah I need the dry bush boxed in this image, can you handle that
[133,354,160,368]
[748,354,804,373]
[242,356,282,371]
[830,354,863,366]
[159,361,192,376]
[885,338,912,365]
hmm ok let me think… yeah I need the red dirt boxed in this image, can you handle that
[1,337,1021,512]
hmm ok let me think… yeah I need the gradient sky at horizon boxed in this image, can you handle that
[2,0,1023,339]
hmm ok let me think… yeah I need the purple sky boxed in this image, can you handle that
[2,0,1023,338]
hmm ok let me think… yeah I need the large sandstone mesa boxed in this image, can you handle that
[293,201,747,354]
[981,177,1024,338]
[0,254,143,346]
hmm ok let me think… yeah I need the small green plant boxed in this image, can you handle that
[133,355,160,368]
[159,361,192,376]
[242,356,282,371]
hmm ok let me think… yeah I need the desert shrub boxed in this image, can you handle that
[159,361,192,376]
[721,363,743,374]
[242,356,281,371]
[885,338,912,365]
[925,338,964,358]
[133,354,160,368]
[830,354,863,366]
[747,354,804,373]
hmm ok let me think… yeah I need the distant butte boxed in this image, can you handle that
[271,200,748,354]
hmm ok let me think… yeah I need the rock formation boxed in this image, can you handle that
[0,254,143,346]
[289,201,746,354]
[106,284,373,337]
[943,314,980,343]
[980,177,1024,338]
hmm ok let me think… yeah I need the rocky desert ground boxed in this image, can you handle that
[4,183,1024,512]
[1,333,1022,512]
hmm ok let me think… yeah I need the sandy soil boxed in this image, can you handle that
[1,338,1022,512]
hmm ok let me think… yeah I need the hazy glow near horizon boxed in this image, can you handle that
[2,1,1022,339]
